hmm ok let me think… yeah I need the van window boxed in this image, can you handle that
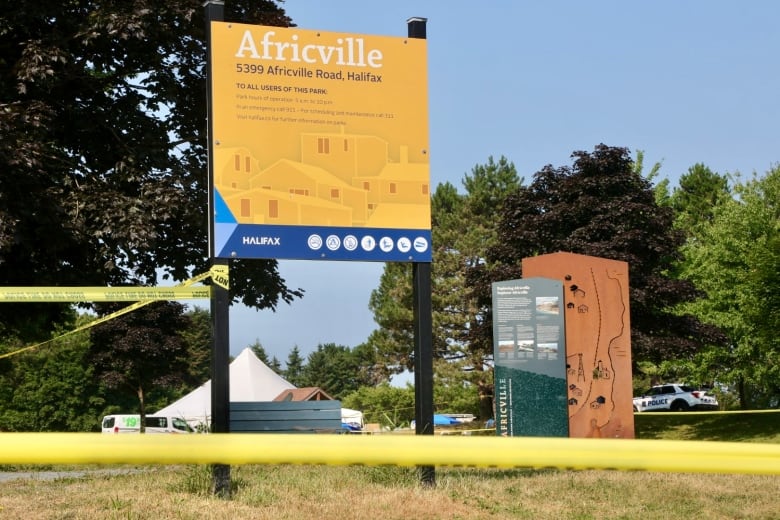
[172,418,193,433]
[145,416,168,429]
[102,417,115,429]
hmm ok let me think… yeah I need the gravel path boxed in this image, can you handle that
[0,468,143,482]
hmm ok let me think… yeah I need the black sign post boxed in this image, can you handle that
[407,16,435,488]
[204,0,231,498]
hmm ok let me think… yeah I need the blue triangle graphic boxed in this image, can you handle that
[214,189,236,224]
[215,222,238,256]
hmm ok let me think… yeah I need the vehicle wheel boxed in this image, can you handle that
[670,400,689,412]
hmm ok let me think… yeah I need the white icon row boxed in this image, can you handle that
[307,234,429,254]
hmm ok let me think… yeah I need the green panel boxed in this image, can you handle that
[492,278,568,437]
[494,366,568,437]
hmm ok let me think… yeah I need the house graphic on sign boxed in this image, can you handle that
[214,127,430,229]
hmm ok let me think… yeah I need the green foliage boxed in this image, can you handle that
[89,301,193,426]
[0,316,105,431]
[367,156,522,419]
[469,144,725,368]
[433,360,481,417]
[670,163,731,233]
[342,384,415,428]
[299,343,363,399]
[366,262,414,374]
[283,346,305,386]
[351,341,394,386]
[632,149,669,207]
[249,340,271,365]
[0,0,301,346]
[179,307,212,388]
[678,166,780,407]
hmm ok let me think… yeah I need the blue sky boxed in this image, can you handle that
[223,1,780,366]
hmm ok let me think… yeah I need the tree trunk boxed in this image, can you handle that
[737,378,747,410]
[138,386,146,433]
[477,380,494,423]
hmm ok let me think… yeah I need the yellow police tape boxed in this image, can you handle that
[0,433,778,475]
[0,286,212,302]
[0,266,227,360]
[0,266,227,302]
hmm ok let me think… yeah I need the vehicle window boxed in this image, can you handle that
[102,417,115,428]
[680,385,695,392]
[661,386,675,394]
[172,418,192,432]
[145,417,167,428]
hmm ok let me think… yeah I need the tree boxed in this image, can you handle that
[351,341,394,387]
[283,345,305,386]
[268,356,283,373]
[678,167,780,407]
[299,343,362,399]
[0,1,301,344]
[670,163,731,232]
[247,339,281,371]
[0,315,106,432]
[631,150,669,206]
[367,156,522,419]
[468,145,726,374]
[89,301,192,431]
[179,306,212,387]
[249,339,271,365]
[634,164,733,387]
[342,384,416,429]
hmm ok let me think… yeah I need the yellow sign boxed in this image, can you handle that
[209,22,431,261]
[210,264,230,290]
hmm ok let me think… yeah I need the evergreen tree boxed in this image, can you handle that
[283,346,305,386]
[367,156,521,418]
[179,306,212,387]
[249,340,271,365]
[670,163,731,232]
[268,356,282,373]
[300,343,360,399]
[352,341,394,387]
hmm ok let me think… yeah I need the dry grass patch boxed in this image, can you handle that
[0,465,778,519]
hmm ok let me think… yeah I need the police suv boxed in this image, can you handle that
[633,384,719,412]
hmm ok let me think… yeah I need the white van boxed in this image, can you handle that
[101,414,193,434]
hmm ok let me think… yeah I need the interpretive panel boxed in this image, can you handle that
[209,22,430,262]
[492,278,569,437]
[523,252,635,438]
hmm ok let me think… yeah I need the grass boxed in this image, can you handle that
[634,410,780,442]
[0,411,777,519]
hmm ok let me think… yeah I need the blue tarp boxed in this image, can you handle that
[433,414,459,425]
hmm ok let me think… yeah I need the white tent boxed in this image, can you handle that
[156,347,295,429]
